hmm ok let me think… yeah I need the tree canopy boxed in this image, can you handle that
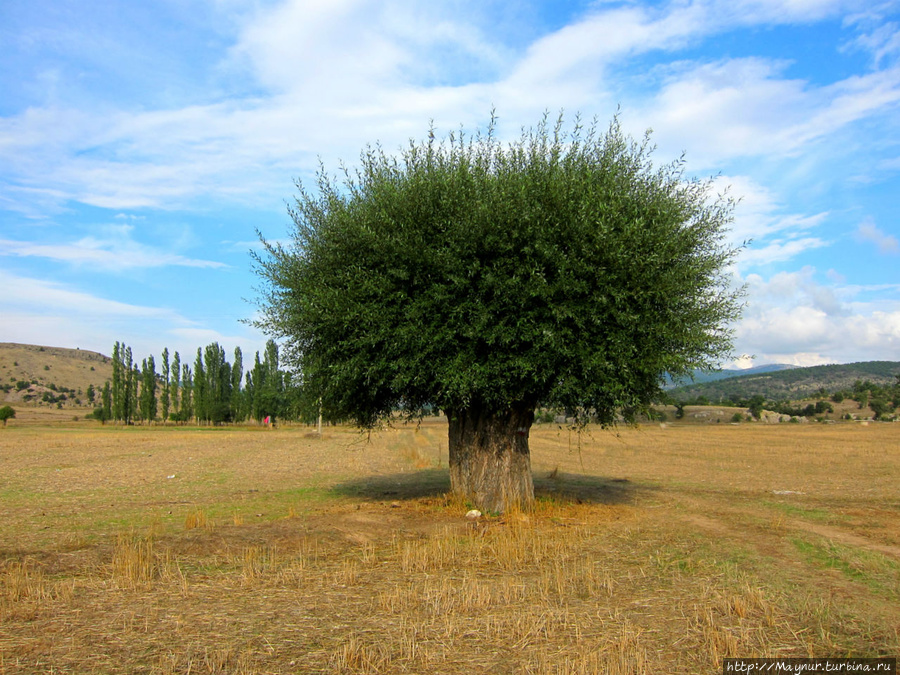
[252,112,744,510]
[0,405,15,426]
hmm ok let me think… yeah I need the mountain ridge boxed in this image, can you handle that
[668,360,900,402]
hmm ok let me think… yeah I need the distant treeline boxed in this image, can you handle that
[668,360,900,403]
[93,340,306,425]
[665,376,900,421]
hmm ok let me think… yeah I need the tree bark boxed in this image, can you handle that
[446,402,535,513]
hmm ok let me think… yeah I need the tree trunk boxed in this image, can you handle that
[447,402,535,513]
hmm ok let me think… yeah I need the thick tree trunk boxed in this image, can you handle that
[446,403,535,513]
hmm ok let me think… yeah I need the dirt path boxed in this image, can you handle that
[671,491,900,560]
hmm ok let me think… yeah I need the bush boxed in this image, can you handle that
[0,405,15,426]
[731,412,744,423]
[814,401,833,414]
[869,399,895,421]
[535,409,556,424]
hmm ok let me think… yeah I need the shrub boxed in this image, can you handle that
[0,405,15,426]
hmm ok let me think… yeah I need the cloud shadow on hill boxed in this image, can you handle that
[330,468,648,506]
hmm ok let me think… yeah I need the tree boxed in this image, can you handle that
[232,347,245,422]
[252,113,743,512]
[193,348,206,424]
[180,362,193,422]
[0,405,15,427]
[170,351,181,420]
[140,355,157,423]
[869,398,894,421]
[112,341,124,423]
[160,348,170,424]
[201,342,232,424]
[129,364,140,424]
[101,381,112,423]
[748,395,766,420]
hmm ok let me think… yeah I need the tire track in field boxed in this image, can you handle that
[670,492,900,561]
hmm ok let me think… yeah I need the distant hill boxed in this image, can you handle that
[0,343,112,409]
[669,361,900,402]
[667,363,797,388]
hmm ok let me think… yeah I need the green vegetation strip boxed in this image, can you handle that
[791,537,900,600]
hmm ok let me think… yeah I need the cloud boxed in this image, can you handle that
[710,175,832,266]
[842,15,900,66]
[0,269,264,360]
[0,269,180,318]
[855,218,900,253]
[627,57,900,170]
[0,227,227,271]
[733,266,900,364]
[2,0,899,216]
[739,237,831,266]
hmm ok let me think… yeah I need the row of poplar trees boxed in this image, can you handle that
[95,340,294,425]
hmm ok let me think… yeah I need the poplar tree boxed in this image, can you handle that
[101,381,111,423]
[193,348,206,424]
[140,355,157,423]
[232,347,244,422]
[202,342,232,424]
[170,351,181,420]
[181,363,193,422]
[129,363,139,425]
[123,346,135,425]
[160,348,170,424]
[111,342,123,423]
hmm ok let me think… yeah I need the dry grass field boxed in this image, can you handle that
[1,419,898,674]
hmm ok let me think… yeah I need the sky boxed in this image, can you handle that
[1,0,899,370]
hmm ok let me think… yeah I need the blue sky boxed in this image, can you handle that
[1,0,899,369]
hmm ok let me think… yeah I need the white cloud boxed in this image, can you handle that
[710,174,832,266]
[0,270,178,319]
[628,58,900,170]
[0,226,227,271]
[0,270,265,361]
[739,237,830,265]
[2,0,898,214]
[842,16,900,66]
[855,218,900,253]
[733,267,900,364]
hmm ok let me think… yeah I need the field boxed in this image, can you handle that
[1,420,898,674]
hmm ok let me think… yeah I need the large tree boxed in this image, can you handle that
[252,114,743,512]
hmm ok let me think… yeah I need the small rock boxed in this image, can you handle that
[465,509,482,520]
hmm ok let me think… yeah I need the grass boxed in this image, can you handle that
[0,421,898,672]
[791,537,900,600]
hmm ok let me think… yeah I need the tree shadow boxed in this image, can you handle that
[533,471,650,506]
[331,469,450,501]
[331,468,651,506]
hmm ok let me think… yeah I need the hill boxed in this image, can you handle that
[0,343,112,409]
[668,360,900,402]
[666,363,797,388]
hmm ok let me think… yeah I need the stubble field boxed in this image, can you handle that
[0,419,898,673]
